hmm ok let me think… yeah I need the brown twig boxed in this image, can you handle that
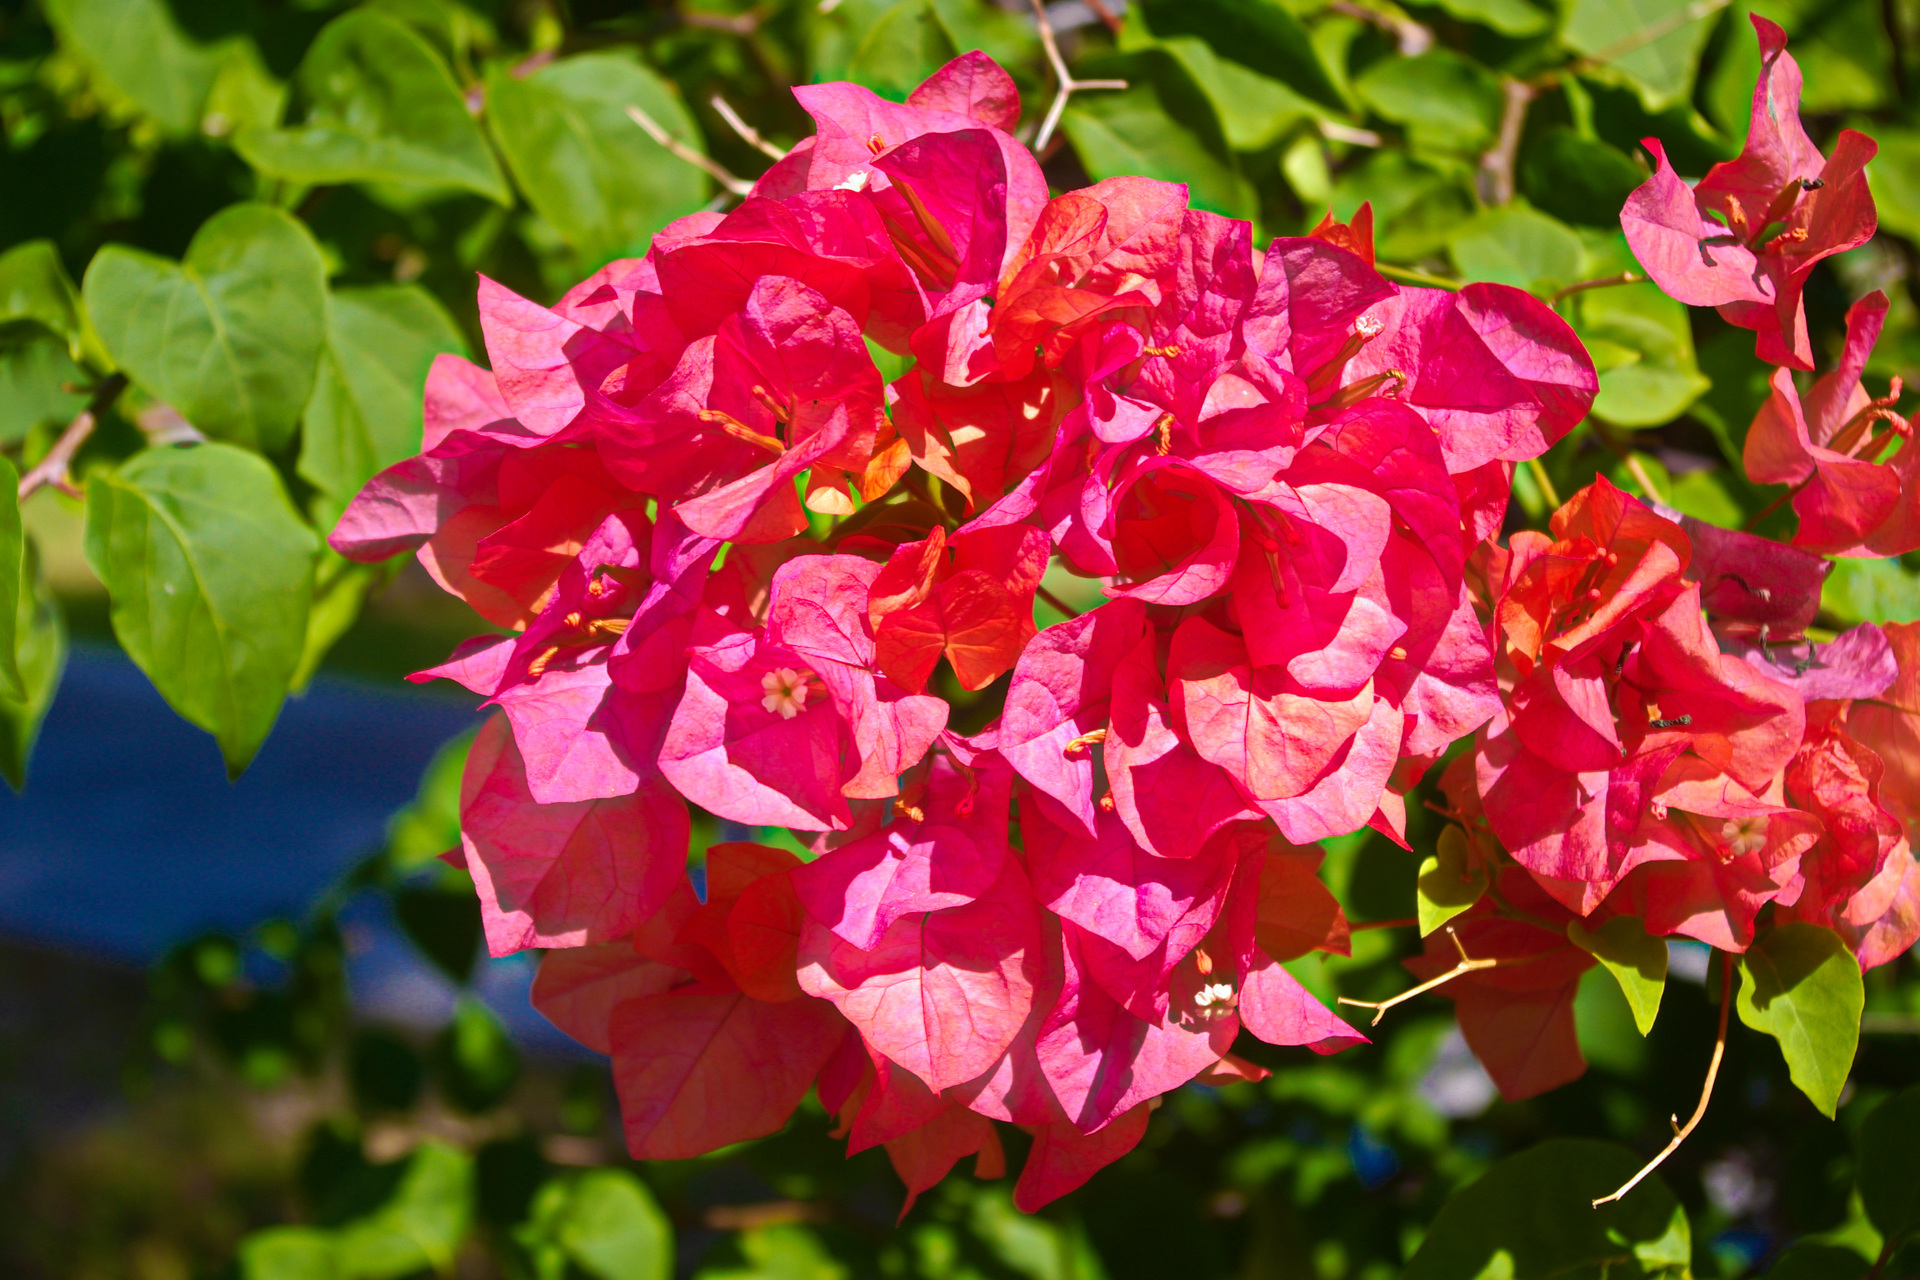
[16,373,127,501]
[710,94,786,161]
[1593,955,1732,1207]
[1550,271,1643,304]
[1337,926,1498,1026]
[1029,0,1128,153]
[680,3,768,35]
[626,104,752,197]
[1478,78,1537,206]
[1328,0,1432,53]
[1084,0,1124,35]
[1036,582,1082,619]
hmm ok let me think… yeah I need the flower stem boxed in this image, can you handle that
[1337,926,1498,1025]
[1592,954,1733,1208]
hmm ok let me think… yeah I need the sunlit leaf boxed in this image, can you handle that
[236,10,509,201]
[1416,826,1487,937]
[83,203,327,453]
[1567,916,1666,1035]
[1735,923,1863,1118]
[83,442,318,776]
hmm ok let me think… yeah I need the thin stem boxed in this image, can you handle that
[710,94,786,160]
[1588,416,1663,503]
[1374,262,1462,291]
[17,372,127,502]
[1337,926,1499,1026]
[1527,457,1562,510]
[1351,917,1418,931]
[1550,271,1643,304]
[1744,480,1805,531]
[1625,454,1664,504]
[1327,0,1433,52]
[1477,79,1537,206]
[1036,582,1082,619]
[1029,0,1127,153]
[626,104,752,197]
[1084,0,1124,35]
[1593,955,1733,1208]
[1865,1236,1895,1280]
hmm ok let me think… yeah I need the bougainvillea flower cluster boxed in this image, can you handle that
[336,24,1914,1210]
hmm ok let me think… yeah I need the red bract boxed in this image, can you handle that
[1474,481,1805,913]
[1621,15,1876,371]
[1744,291,1917,555]
[334,45,1653,1215]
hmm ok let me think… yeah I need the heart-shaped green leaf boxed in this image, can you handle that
[236,10,509,203]
[83,204,327,454]
[1568,915,1667,1035]
[1735,923,1863,1118]
[39,0,222,134]
[84,442,318,776]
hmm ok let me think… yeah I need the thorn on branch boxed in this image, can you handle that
[710,94,786,161]
[1337,925,1499,1026]
[626,104,752,197]
[17,372,128,502]
[1592,955,1733,1208]
[1028,0,1128,154]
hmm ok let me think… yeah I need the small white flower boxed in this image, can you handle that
[1192,981,1239,1020]
[833,169,870,192]
[761,668,811,719]
[1721,815,1770,857]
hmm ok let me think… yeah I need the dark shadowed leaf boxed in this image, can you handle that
[1858,1085,1920,1244]
[1136,0,1344,111]
[1404,1138,1689,1280]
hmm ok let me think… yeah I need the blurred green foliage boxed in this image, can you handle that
[2,0,1919,1274]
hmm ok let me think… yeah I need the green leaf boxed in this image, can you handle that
[334,1142,473,1279]
[386,728,475,873]
[290,549,376,692]
[1417,826,1487,937]
[40,0,223,134]
[1857,1085,1920,1244]
[0,330,88,445]
[0,534,67,791]
[1568,916,1667,1035]
[1145,35,1316,153]
[1763,1244,1871,1280]
[235,11,508,202]
[485,52,709,267]
[0,456,21,701]
[1062,53,1251,218]
[0,240,104,366]
[1403,1138,1690,1280]
[1355,50,1503,155]
[1135,0,1345,113]
[1562,0,1718,113]
[83,442,318,776]
[299,283,467,513]
[1518,128,1647,229]
[1430,0,1550,36]
[1575,235,1710,428]
[524,1169,673,1280]
[83,204,328,454]
[845,0,957,101]
[432,997,519,1113]
[241,1227,342,1280]
[1333,151,1476,263]
[1866,129,1920,245]
[1449,205,1584,297]
[1822,557,1920,628]
[704,1225,848,1280]
[1735,923,1864,1118]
